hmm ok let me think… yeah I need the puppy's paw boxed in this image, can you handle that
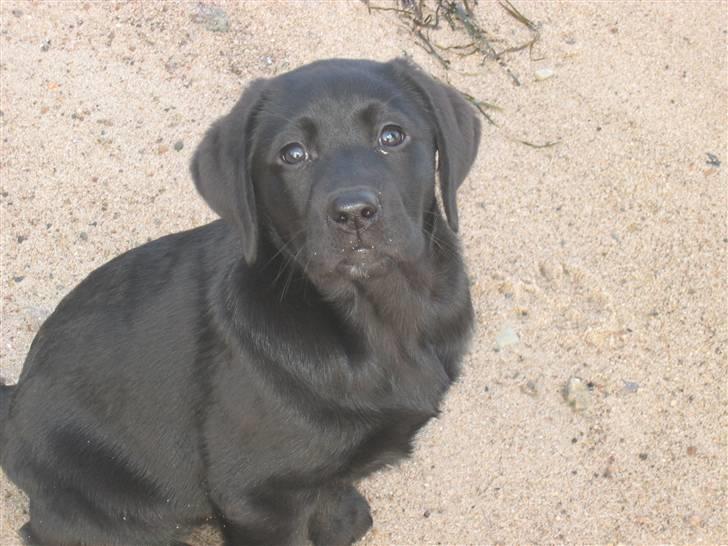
[309,486,373,546]
[18,523,40,546]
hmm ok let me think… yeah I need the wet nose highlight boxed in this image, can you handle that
[328,190,380,229]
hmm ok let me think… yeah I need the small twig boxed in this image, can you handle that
[499,0,538,32]
[494,36,538,58]
[434,41,477,51]
[498,0,541,61]
[511,138,561,149]
[448,2,499,58]
[414,29,451,68]
[366,5,419,18]
[490,58,521,86]
[462,93,500,126]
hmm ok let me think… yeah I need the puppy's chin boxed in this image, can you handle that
[335,251,394,281]
[307,249,395,283]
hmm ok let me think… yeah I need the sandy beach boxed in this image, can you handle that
[1,1,725,544]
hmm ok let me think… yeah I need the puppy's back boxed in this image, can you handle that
[1,220,235,530]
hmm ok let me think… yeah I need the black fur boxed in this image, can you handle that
[0,58,480,546]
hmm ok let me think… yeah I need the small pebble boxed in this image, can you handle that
[538,260,563,282]
[495,326,520,350]
[41,39,51,52]
[174,140,184,151]
[706,152,720,167]
[622,380,640,393]
[564,377,591,412]
[687,446,697,456]
[638,452,648,460]
[79,231,88,241]
[520,380,538,397]
[534,68,554,81]
[13,276,25,283]
[25,306,51,330]
[192,3,230,32]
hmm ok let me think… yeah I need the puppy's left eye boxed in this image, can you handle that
[378,125,406,148]
[280,143,308,165]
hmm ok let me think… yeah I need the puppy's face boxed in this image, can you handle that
[192,59,481,288]
[251,66,437,283]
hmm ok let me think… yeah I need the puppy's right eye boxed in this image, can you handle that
[280,143,307,165]
[379,125,406,148]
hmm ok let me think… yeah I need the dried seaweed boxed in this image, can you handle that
[366,0,551,143]
[366,0,540,86]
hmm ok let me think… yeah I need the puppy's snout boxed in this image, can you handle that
[328,190,380,230]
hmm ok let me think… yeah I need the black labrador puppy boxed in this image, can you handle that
[0,58,480,546]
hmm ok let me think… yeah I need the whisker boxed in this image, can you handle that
[258,225,308,272]
[279,247,305,302]
[271,242,300,287]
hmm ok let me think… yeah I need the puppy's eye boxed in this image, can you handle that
[379,125,406,148]
[280,143,307,165]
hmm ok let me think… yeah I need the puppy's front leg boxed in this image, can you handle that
[308,484,373,546]
[216,490,314,546]
[18,523,191,546]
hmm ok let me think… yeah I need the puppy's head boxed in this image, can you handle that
[191,59,480,285]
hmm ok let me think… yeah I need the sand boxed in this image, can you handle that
[1,1,725,544]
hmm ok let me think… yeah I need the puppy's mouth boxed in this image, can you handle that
[335,246,393,280]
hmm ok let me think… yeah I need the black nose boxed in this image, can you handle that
[328,190,379,230]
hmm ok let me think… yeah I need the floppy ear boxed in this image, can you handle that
[392,59,481,232]
[190,79,268,263]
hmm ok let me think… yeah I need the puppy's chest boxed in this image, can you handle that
[334,342,452,475]
[227,295,458,477]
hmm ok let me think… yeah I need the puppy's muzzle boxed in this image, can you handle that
[327,189,380,233]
